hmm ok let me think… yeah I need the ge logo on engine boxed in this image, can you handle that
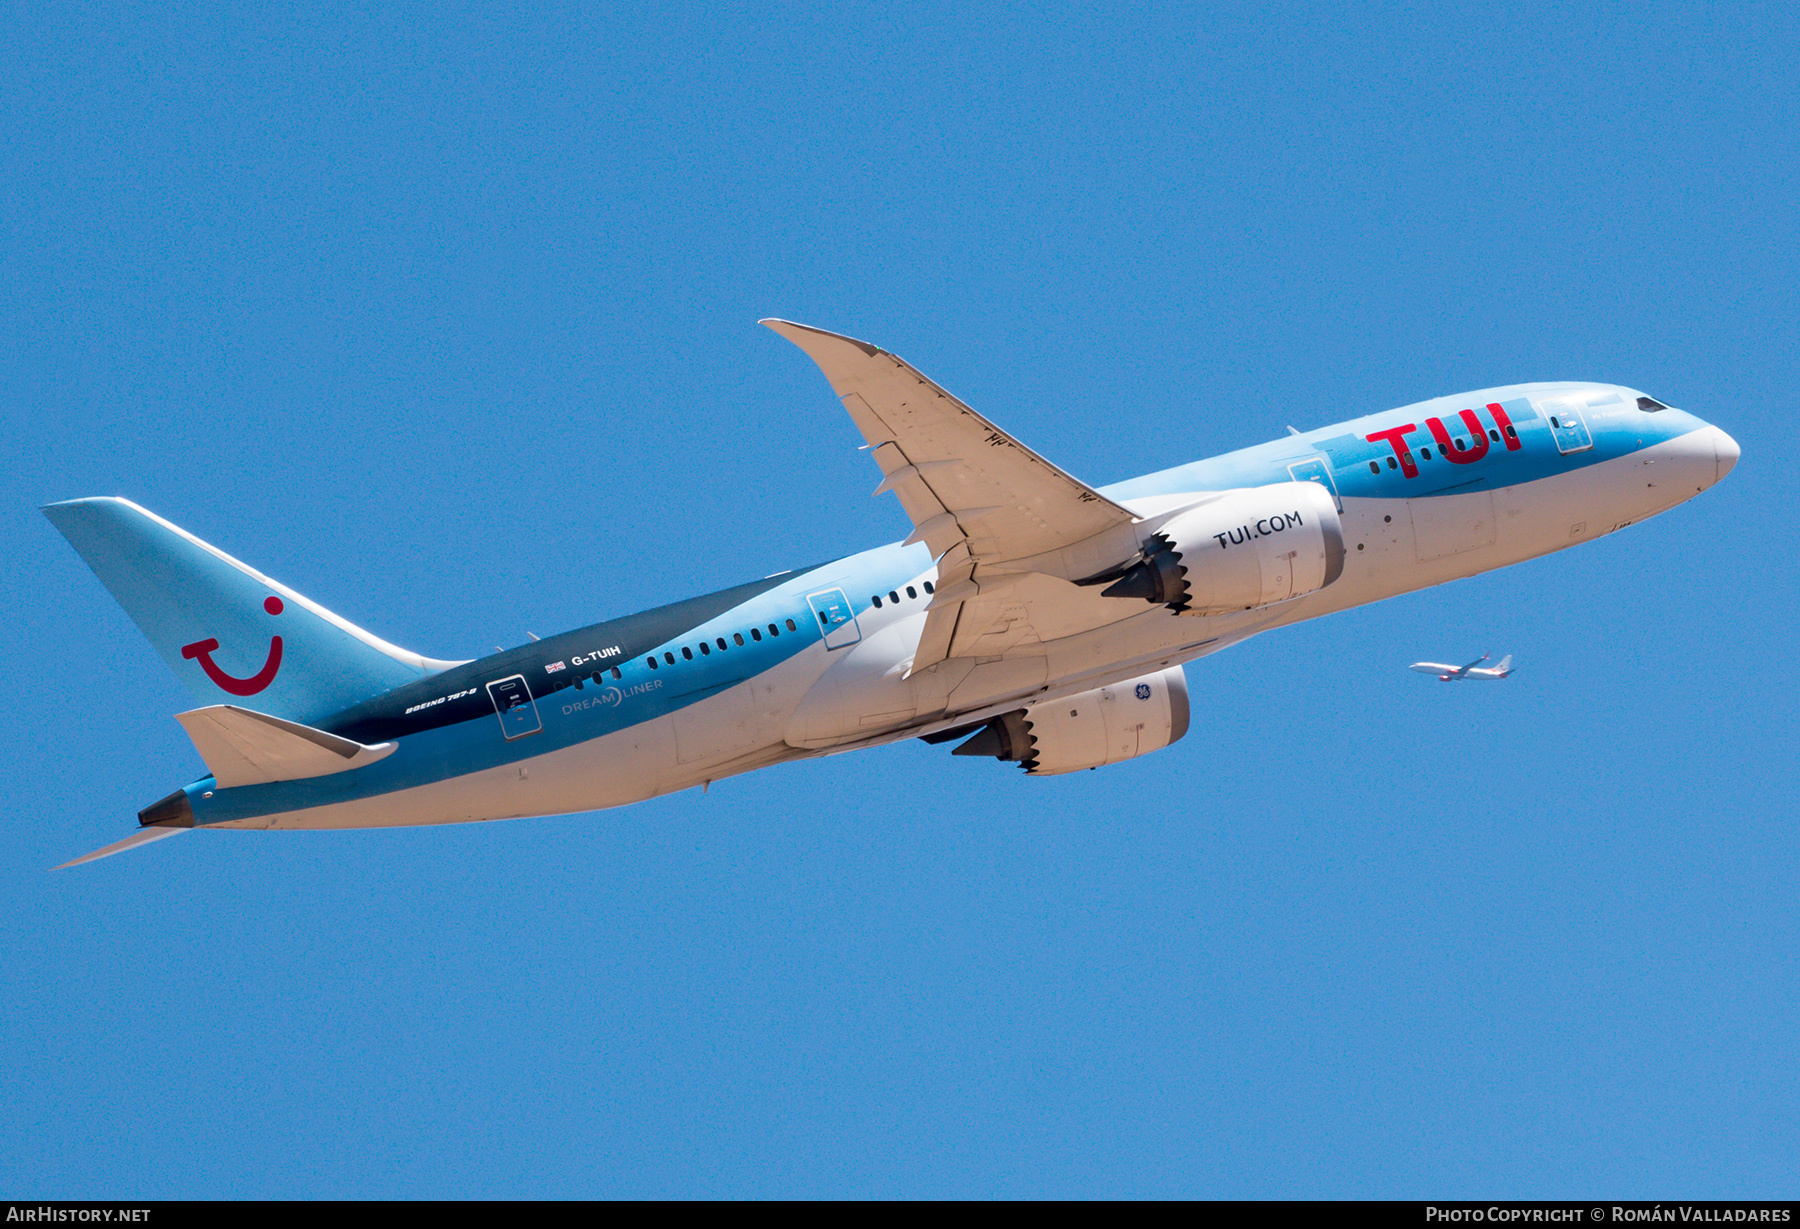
[1135,683,1152,700]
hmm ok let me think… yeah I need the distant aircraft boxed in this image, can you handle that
[44,319,1736,867]
[1410,654,1514,681]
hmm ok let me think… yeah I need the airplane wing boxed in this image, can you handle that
[764,320,1145,672]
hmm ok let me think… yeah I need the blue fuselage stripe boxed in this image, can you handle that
[188,388,1709,823]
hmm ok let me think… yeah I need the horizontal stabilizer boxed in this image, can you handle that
[175,705,396,788]
[54,825,188,870]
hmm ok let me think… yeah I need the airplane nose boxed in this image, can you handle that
[1712,426,1740,484]
[1662,424,1739,492]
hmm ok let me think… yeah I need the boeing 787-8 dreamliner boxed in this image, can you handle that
[45,320,1738,866]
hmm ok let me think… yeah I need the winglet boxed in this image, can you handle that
[54,825,188,870]
[759,318,883,360]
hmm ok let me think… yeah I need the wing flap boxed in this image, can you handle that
[909,541,977,674]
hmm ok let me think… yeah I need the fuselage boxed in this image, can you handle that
[179,381,1737,831]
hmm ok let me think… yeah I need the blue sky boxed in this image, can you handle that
[2,0,1795,1197]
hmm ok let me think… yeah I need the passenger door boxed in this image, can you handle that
[807,588,862,650]
[487,675,542,740]
[1539,400,1595,454]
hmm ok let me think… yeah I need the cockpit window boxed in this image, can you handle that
[1637,396,1668,412]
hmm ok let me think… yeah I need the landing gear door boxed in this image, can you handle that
[487,674,542,739]
[1539,400,1595,454]
[1287,458,1342,512]
[807,588,862,650]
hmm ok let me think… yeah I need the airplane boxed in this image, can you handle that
[1410,654,1514,681]
[44,319,1740,868]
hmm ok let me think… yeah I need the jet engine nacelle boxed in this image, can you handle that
[951,666,1189,775]
[1099,481,1345,612]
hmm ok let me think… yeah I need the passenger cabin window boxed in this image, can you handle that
[786,619,797,631]
[1489,429,1500,442]
[664,651,675,664]
[751,627,762,641]
[923,581,935,594]
[681,647,693,661]
[1369,461,1379,474]
[611,666,621,679]
[1550,416,1561,428]
[1387,456,1397,470]
[699,642,710,655]
[872,595,882,608]
[1505,425,1518,440]
[906,586,917,599]
[768,623,779,636]
[647,656,658,669]
[889,591,900,604]
[716,637,727,651]
[1421,447,1432,459]
[734,633,744,646]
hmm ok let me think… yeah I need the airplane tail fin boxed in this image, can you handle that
[1495,654,1513,674]
[44,497,461,726]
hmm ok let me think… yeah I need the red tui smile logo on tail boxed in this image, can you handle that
[181,596,285,696]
